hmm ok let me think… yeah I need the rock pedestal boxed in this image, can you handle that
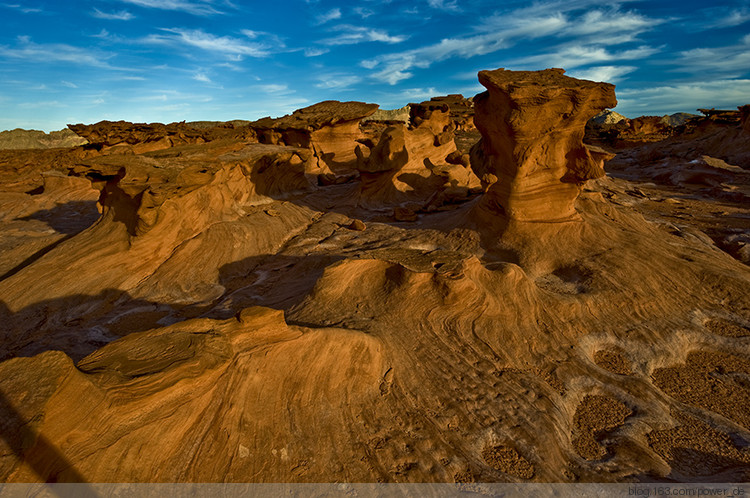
[470,68,616,222]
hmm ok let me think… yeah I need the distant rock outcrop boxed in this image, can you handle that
[590,110,627,126]
[68,120,254,154]
[470,68,616,222]
[0,128,88,150]
[362,105,411,123]
[410,95,475,131]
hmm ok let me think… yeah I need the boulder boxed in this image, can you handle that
[470,68,616,222]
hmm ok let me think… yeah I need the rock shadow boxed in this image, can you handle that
[0,389,98,489]
[18,200,100,235]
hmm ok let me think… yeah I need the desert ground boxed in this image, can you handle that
[0,68,749,483]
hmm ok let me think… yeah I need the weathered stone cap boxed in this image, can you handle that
[478,68,616,103]
[251,100,379,131]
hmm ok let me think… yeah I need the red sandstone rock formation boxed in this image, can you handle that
[251,101,378,175]
[470,68,616,222]
[354,105,480,209]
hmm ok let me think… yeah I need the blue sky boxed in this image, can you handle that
[1,0,749,131]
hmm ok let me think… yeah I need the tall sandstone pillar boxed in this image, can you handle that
[470,68,617,222]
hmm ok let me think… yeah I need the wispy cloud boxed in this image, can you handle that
[60,80,78,88]
[567,65,637,83]
[353,7,373,18]
[316,8,342,24]
[2,3,42,13]
[506,45,659,70]
[427,0,459,12]
[315,74,361,89]
[92,8,135,21]
[193,72,211,83]
[616,79,750,116]
[364,5,661,85]
[115,0,224,16]
[0,36,116,68]
[320,25,408,46]
[143,28,270,59]
[304,47,329,57]
[672,35,750,78]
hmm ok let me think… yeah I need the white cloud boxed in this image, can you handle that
[567,65,637,83]
[315,74,361,89]
[304,47,329,57]
[364,3,662,85]
[674,39,750,78]
[0,36,116,68]
[193,72,211,83]
[616,79,750,116]
[320,25,408,45]
[114,0,223,15]
[708,8,750,28]
[507,45,659,70]
[2,3,42,13]
[427,0,459,11]
[353,7,373,18]
[61,80,78,88]
[255,84,294,95]
[143,28,269,59]
[316,8,342,24]
[92,8,134,20]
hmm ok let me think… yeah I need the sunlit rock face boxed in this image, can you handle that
[470,68,616,222]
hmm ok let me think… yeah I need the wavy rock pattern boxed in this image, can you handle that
[0,70,749,483]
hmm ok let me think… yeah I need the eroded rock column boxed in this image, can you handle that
[470,68,617,222]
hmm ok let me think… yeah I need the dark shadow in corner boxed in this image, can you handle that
[0,390,98,494]
[634,447,750,483]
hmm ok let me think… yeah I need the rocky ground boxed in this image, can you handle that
[0,69,748,483]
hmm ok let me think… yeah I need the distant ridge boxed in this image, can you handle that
[0,128,87,150]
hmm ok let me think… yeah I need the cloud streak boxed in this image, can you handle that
[115,0,224,16]
[0,36,117,68]
[143,28,270,59]
[92,8,135,21]
[363,5,662,84]
[320,25,407,45]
